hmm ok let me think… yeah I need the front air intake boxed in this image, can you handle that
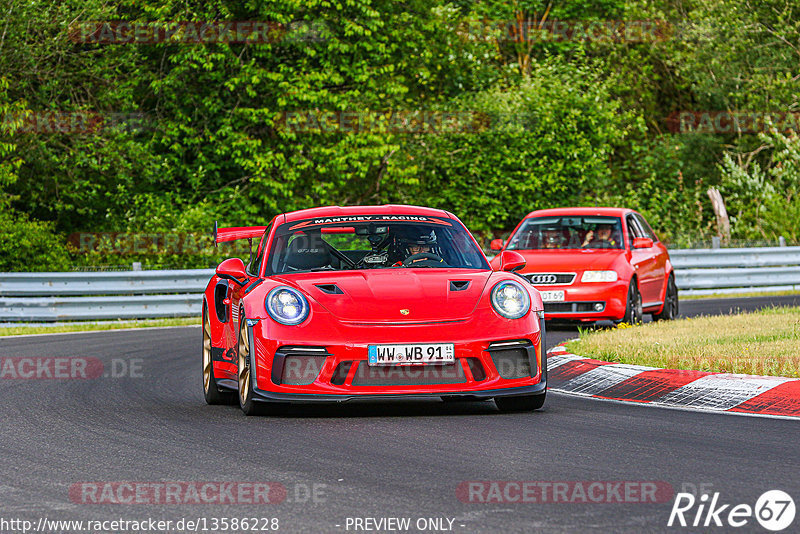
[544,302,605,313]
[272,346,329,385]
[330,361,352,386]
[351,362,466,386]
[466,358,486,381]
[487,340,536,379]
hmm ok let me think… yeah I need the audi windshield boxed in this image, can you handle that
[507,216,624,250]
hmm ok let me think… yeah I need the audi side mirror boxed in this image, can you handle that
[216,258,248,285]
[633,237,654,249]
[490,239,505,251]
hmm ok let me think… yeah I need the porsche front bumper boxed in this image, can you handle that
[240,312,546,403]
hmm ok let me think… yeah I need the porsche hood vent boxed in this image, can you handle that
[314,283,344,295]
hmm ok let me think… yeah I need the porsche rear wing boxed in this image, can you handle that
[213,221,268,247]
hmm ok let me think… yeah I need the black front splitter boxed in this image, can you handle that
[246,381,547,404]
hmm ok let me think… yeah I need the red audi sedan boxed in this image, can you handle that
[489,207,677,323]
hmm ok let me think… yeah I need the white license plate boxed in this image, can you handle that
[539,290,565,302]
[368,343,455,366]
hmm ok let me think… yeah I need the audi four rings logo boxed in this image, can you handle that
[529,274,558,284]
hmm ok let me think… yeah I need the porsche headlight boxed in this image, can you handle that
[581,270,618,283]
[491,280,531,319]
[265,286,309,325]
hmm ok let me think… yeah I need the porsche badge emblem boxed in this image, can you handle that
[400,309,410,315]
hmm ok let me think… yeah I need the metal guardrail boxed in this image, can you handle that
[671,246,800,295]
[669,246,800,269]
[0,294,204,322]
[1,246,799,321]
[0,269,213,296]
[0,270,213,321]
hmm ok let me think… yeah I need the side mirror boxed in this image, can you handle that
[216,258,248,285]
[633,237,654,249]
[499,250,526,272]
[490,239,505,251]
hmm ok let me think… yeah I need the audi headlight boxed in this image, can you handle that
[491,280,531,319]
[581,270,618,283]
[265,286,309,325]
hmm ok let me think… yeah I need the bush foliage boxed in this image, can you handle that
[1,0,799,270]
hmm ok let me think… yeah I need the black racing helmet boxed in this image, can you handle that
[391,225,441,258]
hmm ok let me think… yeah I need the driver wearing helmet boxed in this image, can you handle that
[390,226,446,267]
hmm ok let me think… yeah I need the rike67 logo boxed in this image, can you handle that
[668,490,795,531]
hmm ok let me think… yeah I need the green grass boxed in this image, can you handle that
[0,317,199,336]
[566,306,800,377]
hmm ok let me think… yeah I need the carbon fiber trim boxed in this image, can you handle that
[250,381,547,404]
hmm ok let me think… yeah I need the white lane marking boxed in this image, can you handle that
[559,363,659,395]
[655,374,796,411]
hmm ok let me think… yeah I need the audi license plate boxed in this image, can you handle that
[539,290,565,302]
[368,343,455,366]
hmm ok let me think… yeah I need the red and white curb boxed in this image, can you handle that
[547,345,800,418]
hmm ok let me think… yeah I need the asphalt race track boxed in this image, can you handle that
[1,296,798,533]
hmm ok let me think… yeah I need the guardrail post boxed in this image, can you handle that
[711,236,721,249]
[779,236,787,247]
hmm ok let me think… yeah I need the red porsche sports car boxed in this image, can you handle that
[202,205,547,415]
[489,207,678,324]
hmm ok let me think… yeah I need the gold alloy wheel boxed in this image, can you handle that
[202,311,212,393]
[238,318,250,406]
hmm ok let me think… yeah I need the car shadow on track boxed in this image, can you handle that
[268,399,503,419]
[199,397,555,419]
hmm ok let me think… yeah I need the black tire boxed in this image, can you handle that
[620,280,643,325]
[653,274,679,321]
[236,311,266,416]
[495,392,546,413]
[203,306,236,405]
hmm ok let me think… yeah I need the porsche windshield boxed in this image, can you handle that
[266,217,490,273]
[507,216,624,250]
